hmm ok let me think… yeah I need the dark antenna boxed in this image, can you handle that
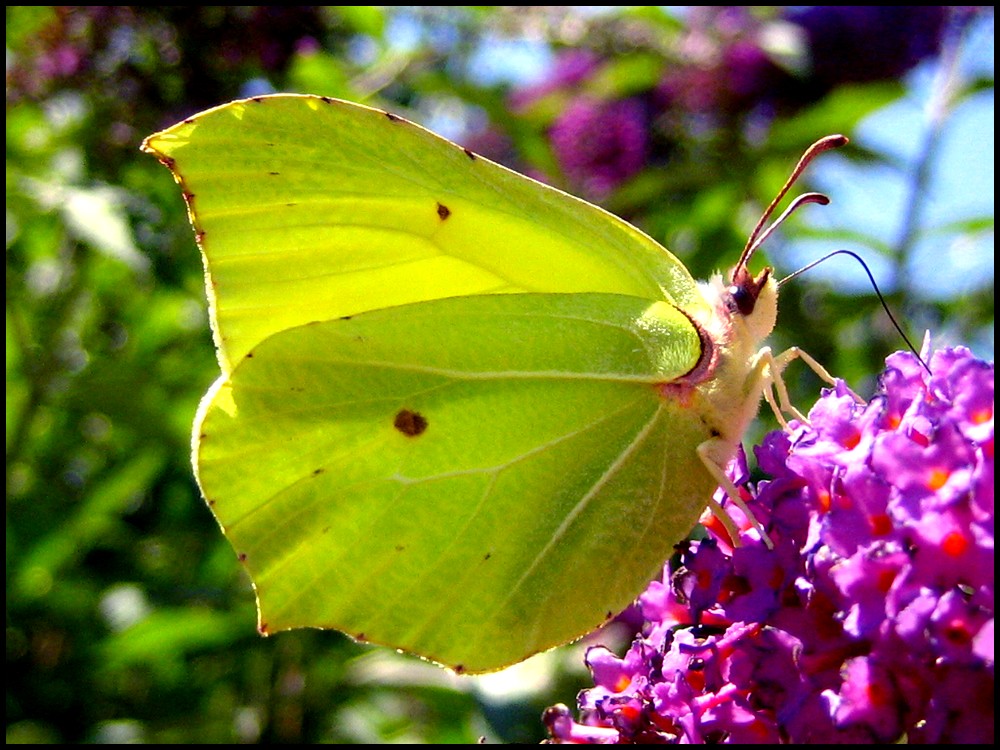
[779,250,932,374]
[747,192,830,256]
[735,135,850,280]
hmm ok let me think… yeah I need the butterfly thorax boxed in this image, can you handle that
[662,270,778,447]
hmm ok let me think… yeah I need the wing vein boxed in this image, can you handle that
[489,401,666,632]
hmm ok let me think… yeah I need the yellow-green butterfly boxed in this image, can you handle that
[142,94,843,674]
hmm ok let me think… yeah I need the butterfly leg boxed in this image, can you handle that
[758,346,862,428]
[691,345,825,549]
[697,440,774,550]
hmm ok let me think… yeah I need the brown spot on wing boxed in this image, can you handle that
[437,202,451,220]
[394,409,428,437]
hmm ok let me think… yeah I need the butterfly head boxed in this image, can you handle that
[725,264,778,345]
[695,265,778,358]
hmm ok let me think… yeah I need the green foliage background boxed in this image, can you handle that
[6,6,993,743]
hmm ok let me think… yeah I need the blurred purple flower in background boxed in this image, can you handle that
[506,6,963,201]
[549,97,650,200]
[787,6,948,92]
[655,6,788,118]
[546,346,994,744]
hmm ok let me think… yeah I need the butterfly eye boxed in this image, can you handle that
[728,267,771,316]
[728,282,756,316]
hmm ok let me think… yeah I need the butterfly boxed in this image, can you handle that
[143,94,843,673]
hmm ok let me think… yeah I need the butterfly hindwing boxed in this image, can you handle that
[195,292,717,671]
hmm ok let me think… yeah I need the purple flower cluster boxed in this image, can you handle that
[548,97,650,200]
[653,6,790,118]
[787,6,948,92]
[545,346,994,744]
[7,7,326,107]
[512,7,964,199]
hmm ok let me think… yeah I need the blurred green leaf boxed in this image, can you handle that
[332,5,387,38]
[13,449,167,602]
[286,49,353,99]
[4,6,57,50]
[588,54,665,98]
[769,82,905,147]
[100,608,246,669]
